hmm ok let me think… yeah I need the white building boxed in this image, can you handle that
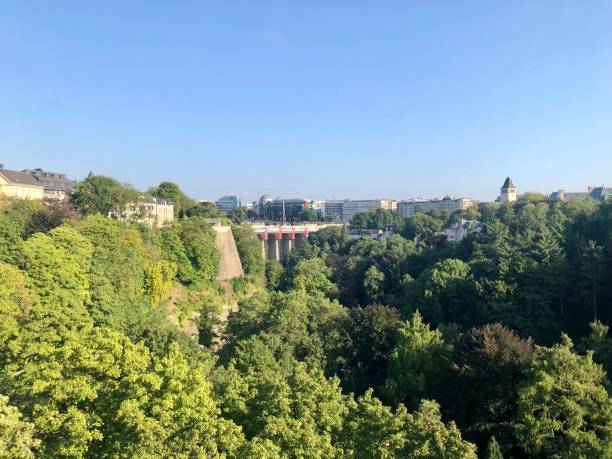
[115,197,174,228]
[343,199,397,222]
[444,219,483,242]
[398,197,476,217]
[497,177,517,203]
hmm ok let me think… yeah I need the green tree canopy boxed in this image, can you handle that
[70,175,139,216]
[515,335,612,458]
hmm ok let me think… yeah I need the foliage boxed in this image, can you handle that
[351,208,403,230]
[265,260,284,290]
[515,335,612,458]
[485,436,503,459]
[384,311,452,407]
[340,390,477,458]
[0,395,38,459]
[287,257,338,297]
[179,217,220,282]
[70,175,139,216]
[443,323,534,453]
[149,181,196,217]
[184,201,224,219]
[335,305,403,396]
[232,224,265,277]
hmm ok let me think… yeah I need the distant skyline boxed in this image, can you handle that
[1,2,611,202]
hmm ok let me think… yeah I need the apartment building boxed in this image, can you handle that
[343,199,397,222]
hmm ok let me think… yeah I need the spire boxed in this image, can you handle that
[501,177,515,190]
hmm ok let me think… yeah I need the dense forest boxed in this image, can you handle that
[0,175,611,458]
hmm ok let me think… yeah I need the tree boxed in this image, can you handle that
[485,436,503,459]
[443,323,534,453]
[362,265,385,304]
[579,320,612,374]
[232,224,265,277]
[179,217,220,282]
[70,175,138,216]
[184,201,224,219]
[20,233,90,321]
[401,213,442,241]
[404,259,472,325]
[159,225,197,283]
[297,208,318,222]
[149,181,196,217]
[288,257,337,297]
[384,311,451,408]
[0,395,38,459]
[265,260,284,290]
[230,207,248,224]
[217,338,348,457]
[580,240,605,321]
[515,335,612,458]
[340,390,477,458]
[107,343,244,458]
[336,305,403,396]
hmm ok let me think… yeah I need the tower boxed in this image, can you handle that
[498,177,517,203]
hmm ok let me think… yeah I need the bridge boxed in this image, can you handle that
[250,223,342,261]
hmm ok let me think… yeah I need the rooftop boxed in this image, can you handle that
[0,168,43,187]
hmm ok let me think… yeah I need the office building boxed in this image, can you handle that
[262,198,310,222]
[322,199,347,221]
[343,199,397,222]
[216,195,241,214]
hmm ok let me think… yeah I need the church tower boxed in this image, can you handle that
[498,177,517,203]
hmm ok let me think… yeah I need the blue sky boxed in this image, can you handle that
[1,1,611,202]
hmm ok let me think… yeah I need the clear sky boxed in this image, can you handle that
[1,1,611,202]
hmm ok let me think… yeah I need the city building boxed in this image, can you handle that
[310,200,325,220]
[262,198,310,222]
[398,197,476,217]
[549,185,611,203]
[497,177,517,203]
[257,194,273,217]
[115,197,174,228]
[0,165,44,200]
[216,195,241,214]
[444,219,483,242]
[343,199,397,222]
[23,168,76,200]
[322,199,348,221]
[590,186,612,202]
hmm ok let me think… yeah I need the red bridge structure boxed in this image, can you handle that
[250,223,341,261]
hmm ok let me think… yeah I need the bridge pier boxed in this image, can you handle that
[281,237,294,260]
[267,235,281,261]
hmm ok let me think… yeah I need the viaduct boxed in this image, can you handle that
[250,223,342,261]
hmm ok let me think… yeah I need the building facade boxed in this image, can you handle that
[322,199,347,221]
[0,166,44,200]
[216,195,241,214]
[444,219,483,242]
[23,168,76,200]
[549,185,611,203]
[262,198,310,222]
[342,199,397,222]
[398,197,476,217]
[497,177,517,203]
[117,197,174,228]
